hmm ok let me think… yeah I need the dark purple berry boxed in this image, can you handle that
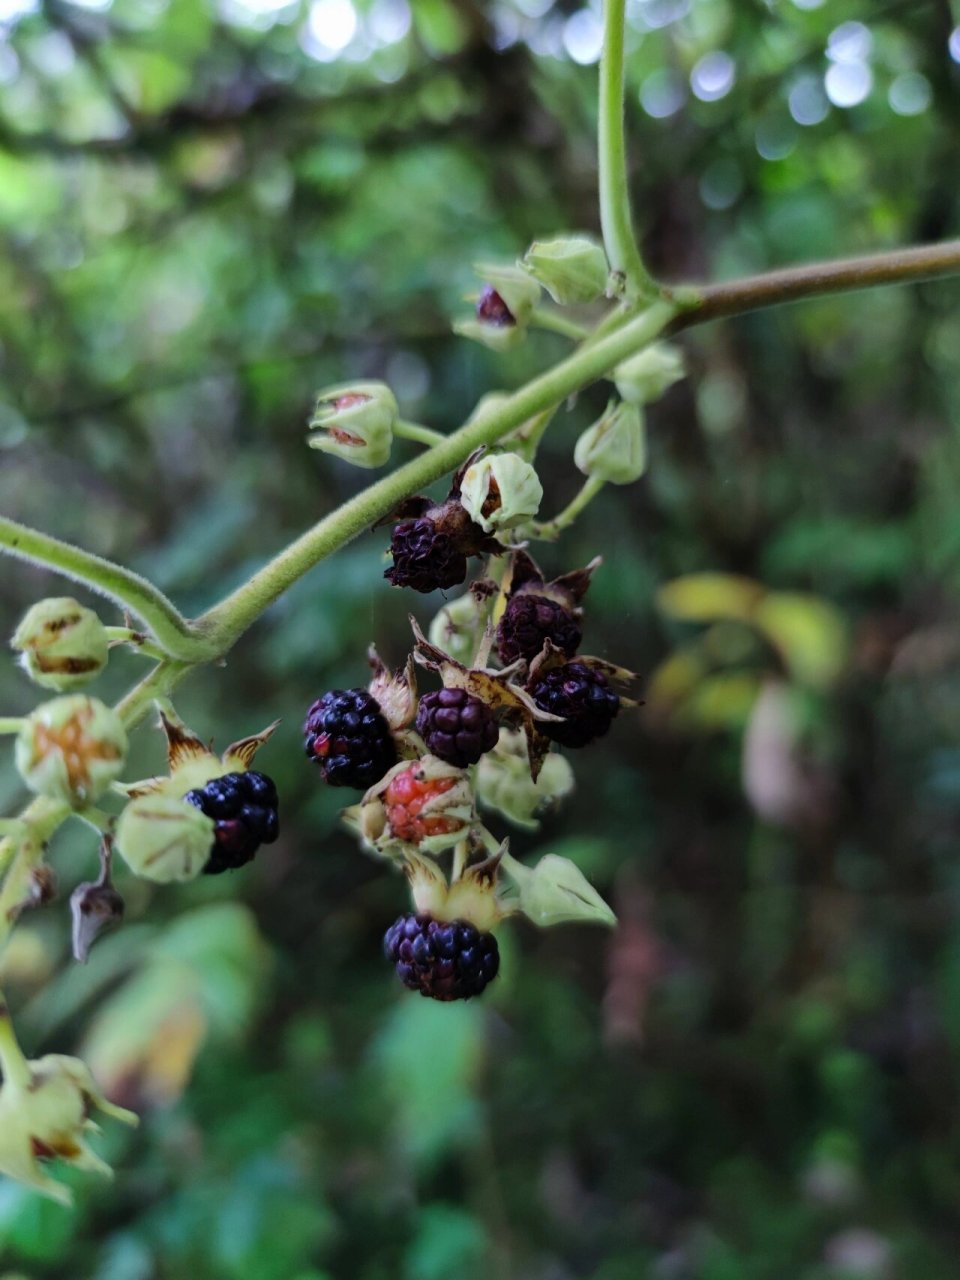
[416,687,498,767]
[184,770,280,875]
[304,687,397,789]
[383,913,500,1001]
[530,661,620,748]
[497,593,583,665]
[476,286,515,327]
[385,517,468,593]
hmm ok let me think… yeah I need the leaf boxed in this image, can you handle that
[656,573,766,624]
[754,591,848,689]
[500,852,616,928]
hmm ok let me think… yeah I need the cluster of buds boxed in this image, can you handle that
[305,548,636,1002]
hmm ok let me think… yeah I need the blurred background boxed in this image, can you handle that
[1,0,960,1276]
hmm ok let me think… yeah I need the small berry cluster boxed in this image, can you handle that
[304,530,634,1002]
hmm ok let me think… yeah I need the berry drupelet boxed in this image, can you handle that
[184,771,279,875]
[383,913,500,1001]
[416,687,499,768]
[497,593,583,665]
[530,661,620,748]
[383,762,466,845]
[304,688,397,789]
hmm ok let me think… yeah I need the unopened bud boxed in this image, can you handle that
[454,264,541,352]
[475,729,574,830]
[15,696,127,807]
[460,452,543,534]
[574,400,647,485]
[613,342,686,404]
[11,598,109,692]
[429,591,491,668]
[115,793,214,884]
[308,381,398,468]
[520,235,609,305]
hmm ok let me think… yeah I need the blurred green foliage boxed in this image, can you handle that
[2,0,960,1276]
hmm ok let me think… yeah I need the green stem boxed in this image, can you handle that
[598,0,654,298]
[0,997,32,1089]
[0,517,215,663]
[529,474,606,541]
[199,299,677,649]
[0,719,25,735]
[530,309,589,340]
[394,420,448,447]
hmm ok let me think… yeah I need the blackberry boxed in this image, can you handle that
[497,593,583,665]
[304,688,397,789]
[383,762,467,844]
[530,661,620,748]
[383,913,500,1001]
[416,688,498,767]
[385,517,467,593]
[184,770,279,875]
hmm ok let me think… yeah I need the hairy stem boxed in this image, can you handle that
[199,299,678,649]
[530,475,606,541]
[394,420,448,447]
[598,0,654,298]
[0,518,215,662]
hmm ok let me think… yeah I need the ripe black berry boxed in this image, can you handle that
[385,517,468,593]
[497,593,583,665]
[184,770,279,875]
[416,687,498,767]
[304,688,397,789]
[383,913,500,1001]
[530,661,620,748]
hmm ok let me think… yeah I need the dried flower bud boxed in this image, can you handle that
[15,696,127,807]
[574,400,647,485]
[613,342,686,405]
[520,235,609,305]
[459,452,543,533]
[115,793,215,884]
[307,381,398,468]
[475,728,574,830]
[11,597,109,692]
[71,880,124,963]
[0,1041,137,1206]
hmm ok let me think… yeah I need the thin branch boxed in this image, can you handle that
[669,239,960,327]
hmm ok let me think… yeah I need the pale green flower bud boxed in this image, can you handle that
[307,381,398,468]
[115,793,215,884]
[429,592,489,668]
[574,400,647,485]
[520,235,609,305]
[460,452,543,534]
[11,597,109,692]
[15,696,127,807]
[455,264,541,351]
[475,728,574,831]
[0,1045,137,1206]
[613,342,686,405]
[474,263,541,327]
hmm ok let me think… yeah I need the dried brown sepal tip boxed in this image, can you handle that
[366,646,418,732]
[71,836,124,964]
[382,450,509,594]
[497,550,601,665]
